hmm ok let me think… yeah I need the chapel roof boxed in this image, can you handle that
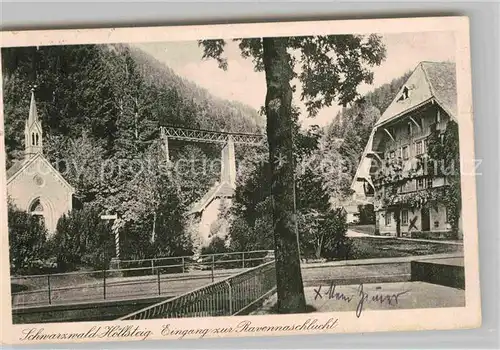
[6,159,27,180]
[6,153,75,193]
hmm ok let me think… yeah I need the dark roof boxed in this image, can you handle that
[6,159,28,180]
[375,61,457,126]
[421,61,457,117]
[188,181,235,214]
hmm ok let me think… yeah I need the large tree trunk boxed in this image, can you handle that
[262,37,307,313]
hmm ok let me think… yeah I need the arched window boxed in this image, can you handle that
[29,198,45,226]
[29,198,44,215]
[31,133,35,146]
[35,133,39,146]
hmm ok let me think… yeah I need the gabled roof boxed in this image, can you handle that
[375,61,457,127]
[422,61,457,118]
[6,160,27,179]
[7,153,75,193]
[187,181,234,215]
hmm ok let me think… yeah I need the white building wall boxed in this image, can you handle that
[7,157,73,235]
[378,203,454,239]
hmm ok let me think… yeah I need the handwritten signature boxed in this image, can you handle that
[313,282,410,318]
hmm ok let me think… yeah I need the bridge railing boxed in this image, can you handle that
[11,250,274,308]
[119,249,274,275]
[118,260,276,320]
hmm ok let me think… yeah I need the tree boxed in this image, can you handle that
[427,122,462,236]
[200,35,385,312]
[229,127,352,262]
[357,204,375,224]
[228,155,275,252]
[296,141,351,261]
[320,208,351,261]
[108,142,194,261]
[119,173,193,262]
[44,132,107,204]
[296,209,324,259]
[51,205,114,271]
[152,173,194,257]
[8,199,48,273]
[229,197,275,252]
[297,208,350,262]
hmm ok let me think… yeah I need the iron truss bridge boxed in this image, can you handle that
[160,126,266,146]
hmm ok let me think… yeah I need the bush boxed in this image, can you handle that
[228,198,274,252]
[321,208,352,261]
[296,207,352,261]
[52,205,114,272]
[201,236,230,255]
[357,204,375,224]
[199,236,242,270]
[8,201,48,274]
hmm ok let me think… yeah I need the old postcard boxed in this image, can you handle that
[0,16,481,346]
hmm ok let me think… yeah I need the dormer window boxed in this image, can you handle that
[397,86,410,102]
[402,86,409,99]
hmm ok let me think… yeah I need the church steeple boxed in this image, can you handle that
[24,90,43,159]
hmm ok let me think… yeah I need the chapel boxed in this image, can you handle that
[6,91,75,234]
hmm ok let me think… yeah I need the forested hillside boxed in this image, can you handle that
[129,46,263,133]
[2,44,263,168]
[320,70,413,192]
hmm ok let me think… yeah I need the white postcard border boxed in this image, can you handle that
[0,16,481,346]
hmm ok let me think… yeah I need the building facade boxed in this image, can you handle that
[351,61,463,240]
[6,91,75,234]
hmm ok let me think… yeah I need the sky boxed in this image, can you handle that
[133,31,456,129]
